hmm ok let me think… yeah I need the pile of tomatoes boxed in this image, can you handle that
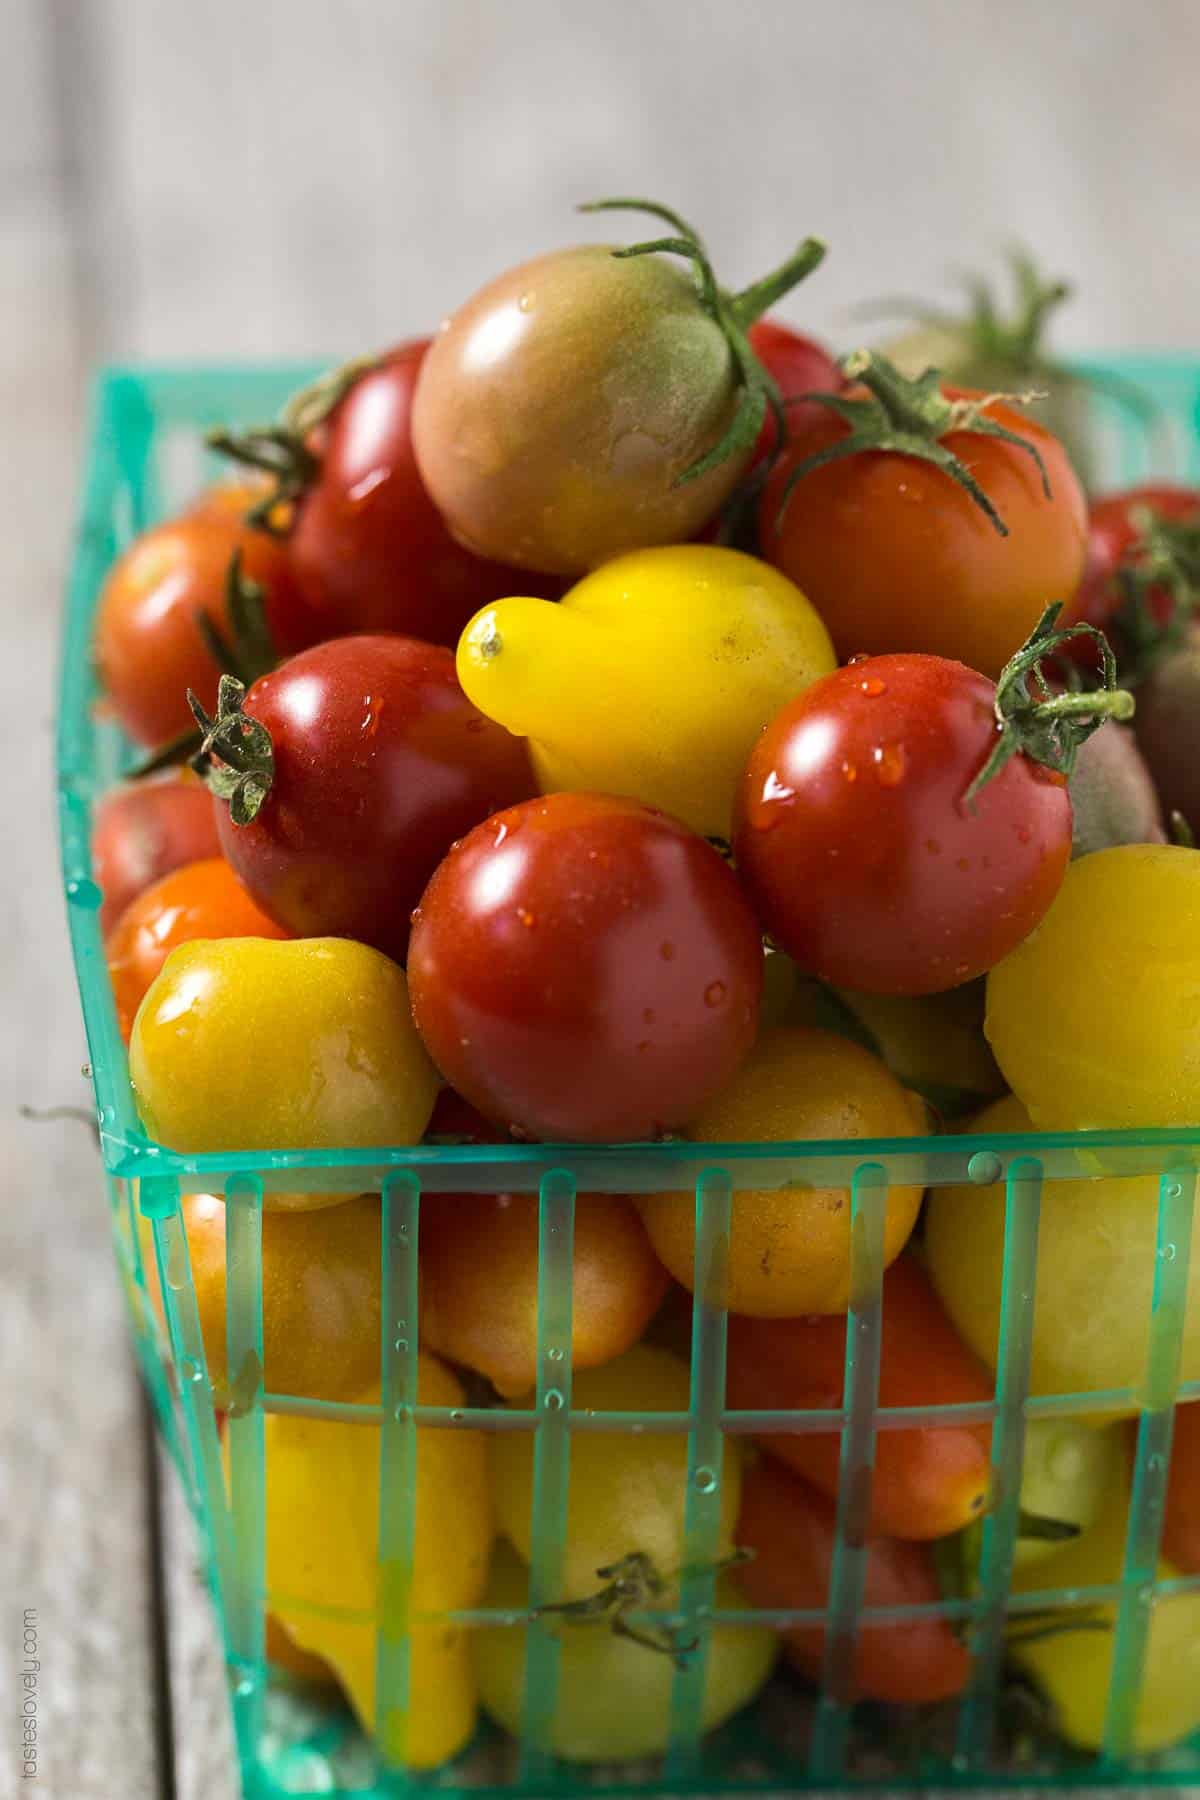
[90,202,1200,1769]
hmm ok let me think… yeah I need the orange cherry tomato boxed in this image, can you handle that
[736,1458,971,1706]
[1163,1399,1200,1574]
[727,1255,993,1540]
[94,486,299,749]
[760,384,1087,679]
[107,856,288,1040]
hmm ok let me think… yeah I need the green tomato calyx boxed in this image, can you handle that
[963,603,1135,809]
[207,353,381,531]
[862,249,1073,375]
[580,197,826,489]
[188,672,275,826]
[1112,507,1200,682]
[533,1546,751,1668]
[776,349,1051,538]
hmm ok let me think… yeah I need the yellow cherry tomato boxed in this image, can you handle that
[986,845,1200,1130]
[473,1543,777,1762]
[490,1345,741,1602]
[456,545,834,838]
[638,1027,925,1316]
[1010,1467,1200,1752]
[129,937,438,1163]
[1014,1419,1124,1570]
[926,1095,1200,1405]
[265,1352,491,1769]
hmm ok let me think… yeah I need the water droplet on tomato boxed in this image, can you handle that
[516,907,536,928]
[859,677,887,697]
[841,760,858,783]
[518,291,536,313]
[762,770,795,806]
[704,981,727,1008]
[873,743,907,786]
[493,822,508,846]
[409,907,423,925]
[660,942,676,961]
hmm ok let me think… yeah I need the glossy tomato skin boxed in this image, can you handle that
[746,318,840,465]
[94,489,300,748]
[733,655,1072,995]
[736,1459,970,1706]
[284,342,561,651]
[1067,484,1200,652]
[93,773,221,935]
[760,387,1087,678]
[408,793,765,1141]
[107,856,288,1040]
[215,635,535,962]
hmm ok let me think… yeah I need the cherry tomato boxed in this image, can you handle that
[747,318,841,464]
[107,857,288,1040]
[1068,485,1200,659]
[726,1255,993,1539]
[733,655,1073,995]
[412,204,825,574]
[141,1191,381,1404]
[129,937,438,1157]
[1135,626,1200,832]
[638,1028,924,1316]
[93,487,299,749]
[205,635,534,962]
[736,1458,971,1706]
[408,793,764,1141]
[760,382,1087,679]
[93,772,220,935]
[279,342,564,650]
[1163,1401,1200,1575]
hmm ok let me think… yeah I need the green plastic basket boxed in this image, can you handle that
[59,359,1200,1797]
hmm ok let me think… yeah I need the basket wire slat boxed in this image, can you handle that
[57,358,1200,1796]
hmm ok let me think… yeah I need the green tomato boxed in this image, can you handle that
[926,1095,1200,1406]
[986,845,1200,1130]
[489,1345,741,1602]
[1015,1420,1124,1569]
[1011,1471,1200,1752]
[473,1543,777,1762]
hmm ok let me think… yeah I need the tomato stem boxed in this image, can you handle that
[188,673,275,826]
[774,350,1051,538]
[580,196,826,489]
[963,603,1135,808]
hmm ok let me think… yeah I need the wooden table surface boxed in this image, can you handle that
[8,2,1200,1795]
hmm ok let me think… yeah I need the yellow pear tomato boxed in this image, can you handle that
[265,1352,491,1769]
[456,545,834,838]
[638,1027,926,1316]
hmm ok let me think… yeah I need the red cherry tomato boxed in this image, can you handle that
[107,857,289,1040]
[733,655,1073,995]
[209,635,535,962]
[94,487,301,749]
[760,384,1087,679]
[407,793,764,1141]
[747,318,841,465]
[736,1458,971,1706]
[1067,484,1200,655]
[282,342,562,651]
[1163,1400,1200,1575]
[93,773,221,936]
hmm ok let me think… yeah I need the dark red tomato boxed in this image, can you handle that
[282,342,562,651]
[93,773,221,936]
[211,635,535,962]
[94,487,301,749]
[407,793,764,1142]
[747,318,840,465]
[736,1459,970,1706]
[733,655,1072,995]
[1066,484,1200,656]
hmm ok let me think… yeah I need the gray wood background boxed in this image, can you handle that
[4,2,1200,1795]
